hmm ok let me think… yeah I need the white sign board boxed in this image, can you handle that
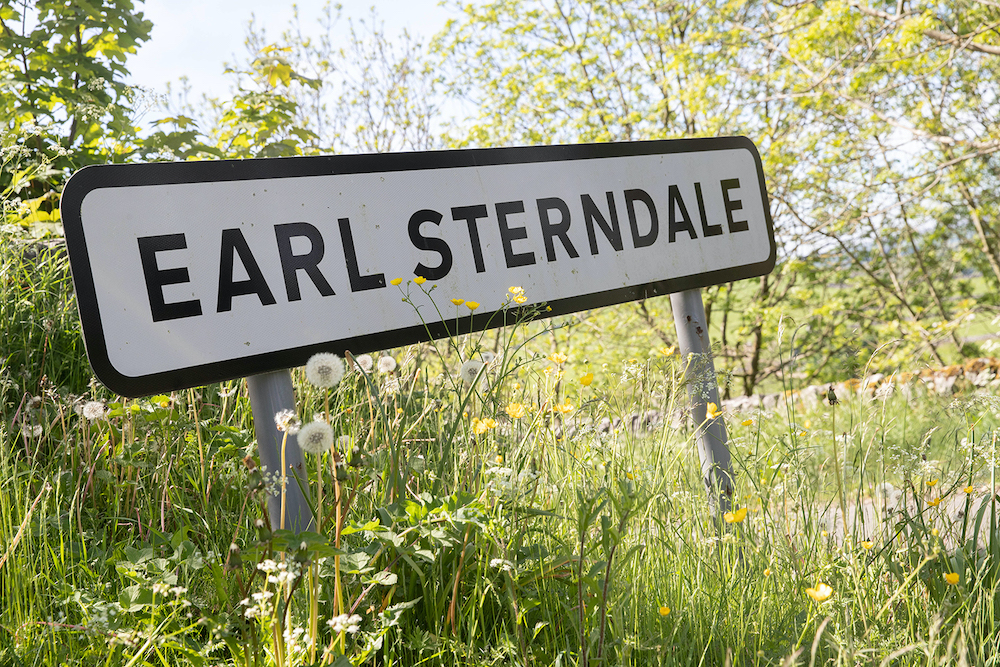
[61,138,775,396]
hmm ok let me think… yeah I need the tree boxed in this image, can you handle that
[0,0,152,223]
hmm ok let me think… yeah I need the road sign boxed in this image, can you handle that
[61,137,775,397]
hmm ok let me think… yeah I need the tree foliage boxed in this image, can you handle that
[0,0,152,218]
[432,0,1000,391]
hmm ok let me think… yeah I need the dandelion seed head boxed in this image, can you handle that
[305,353,345,388]
[274,410,301,434]
[354,354,374,373]
[82,401,105,421]
[460,360,484,386]
[297,420,334,455]
[377,356,397,373]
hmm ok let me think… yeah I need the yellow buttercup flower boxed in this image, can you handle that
[552,402,574,415]
[927,497,942,507]
[763,568,771,577]
[513,295,527,303]
[466,301,480,311]
[965,485,975,494]
[508,286,524,295]
[723,507,748,524]
[926,478,939,487]
[550,352,568,364]
[658,606,670,617]
[451,298,464,306]
[471,417,498,435]
[860,541,874,550]
[706,402,722,419]
[805,582,833,602]
[658,345,676,356]
[580,372,594,386]
[741,418,754,426]
[505,403,526,419]
[414,276,427,285]
[390,278,403,286]
[944,572,959,585]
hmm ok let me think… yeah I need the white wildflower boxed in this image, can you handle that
[274,410,301,434]
[297,420,334,455]
[305,353,345,388]
[82,401,105,421]
[460,360,484,386]
[354,354,374,373]
[326,613,363,634]
[490,558,515,573]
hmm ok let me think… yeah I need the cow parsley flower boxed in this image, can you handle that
[327,613,363,634]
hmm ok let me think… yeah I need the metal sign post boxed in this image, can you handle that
[246,370,312,532]
[670,289,734,518]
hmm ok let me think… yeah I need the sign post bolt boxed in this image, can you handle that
[247,370,313,532]
[670,288,734,519]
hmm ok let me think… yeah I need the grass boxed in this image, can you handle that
[2,238,1000,666]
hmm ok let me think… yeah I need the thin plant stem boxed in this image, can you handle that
[280,431,289,532]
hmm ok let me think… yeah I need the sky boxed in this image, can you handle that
[125,1,456,102]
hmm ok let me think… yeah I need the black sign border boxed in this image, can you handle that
[61,136,776,397]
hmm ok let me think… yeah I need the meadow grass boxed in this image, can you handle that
[1,242,1000,666]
